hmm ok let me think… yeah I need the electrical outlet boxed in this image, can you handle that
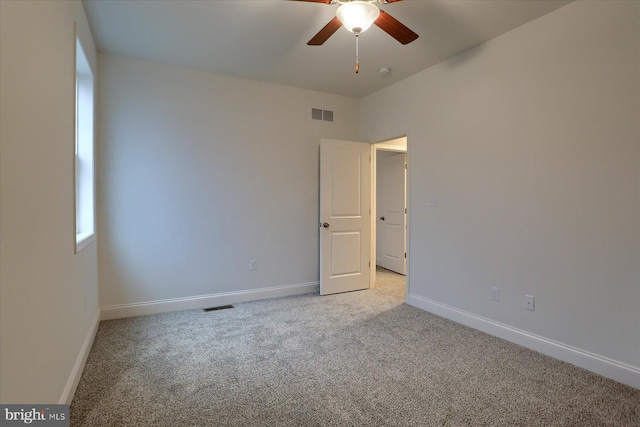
[428,197,439,207]
[525,294,535,311]
[490,287,500,302]
[249,260,257,271]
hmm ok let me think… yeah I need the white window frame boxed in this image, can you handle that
[75,35,95,253]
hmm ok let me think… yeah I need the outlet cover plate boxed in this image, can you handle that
[525,294,535,311]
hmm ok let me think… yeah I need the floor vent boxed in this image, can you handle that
[203,305,234,312]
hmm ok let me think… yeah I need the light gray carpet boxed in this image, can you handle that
[71,268,639,426]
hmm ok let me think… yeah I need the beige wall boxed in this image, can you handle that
[0,0,99,403]
[360,0,640,381]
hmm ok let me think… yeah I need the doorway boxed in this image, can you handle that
[319,137,407,296]
[371,137,408,293]
[376,150,406,274]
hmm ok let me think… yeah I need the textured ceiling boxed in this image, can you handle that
[83,0,572,98]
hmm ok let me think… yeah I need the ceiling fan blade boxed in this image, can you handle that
[307,17,342,46]
[375,10,419,45]
[379,0,404,3]
[291,0,333,3]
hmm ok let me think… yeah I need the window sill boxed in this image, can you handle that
[76,232,96,253]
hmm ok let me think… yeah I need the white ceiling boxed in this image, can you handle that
[82,0,572,99]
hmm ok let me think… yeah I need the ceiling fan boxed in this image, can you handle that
[294,0,418,73]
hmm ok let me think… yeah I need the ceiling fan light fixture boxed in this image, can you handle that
[336,1,380,34]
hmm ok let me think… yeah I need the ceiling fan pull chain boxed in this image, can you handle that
[355,33,359,74]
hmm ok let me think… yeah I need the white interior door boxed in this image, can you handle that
[376,152,406,274]
[320,139,371,296]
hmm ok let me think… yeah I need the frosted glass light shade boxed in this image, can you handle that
[336,1,380,34]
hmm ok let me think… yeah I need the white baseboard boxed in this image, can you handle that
[59,311,100,404]
[100,282,319,321]
[407,293,640,390]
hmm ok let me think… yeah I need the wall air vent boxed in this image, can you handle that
[311,108,334,122]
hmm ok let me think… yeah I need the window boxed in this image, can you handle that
[75,37,95,252]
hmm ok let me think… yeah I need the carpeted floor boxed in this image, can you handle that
[71,268,639,426]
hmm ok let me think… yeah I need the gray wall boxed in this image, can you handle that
[97,54,360,307]
[360,0,639,377]
[0,0,99,403]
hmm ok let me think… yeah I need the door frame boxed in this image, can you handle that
[370,136,410,294]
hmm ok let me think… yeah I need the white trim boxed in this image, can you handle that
[75,232,95,252]
[373,143,407,153]
[407,293,640,390]
[100,282,319,321]
[59,311,100,404]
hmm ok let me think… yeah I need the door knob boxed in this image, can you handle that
[322,222,330,228]
[379,216,385,221]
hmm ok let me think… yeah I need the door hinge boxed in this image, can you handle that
[404,162,407,169]
[404,252,407,258]
[369,261,371,267]
[405,208,407,214]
